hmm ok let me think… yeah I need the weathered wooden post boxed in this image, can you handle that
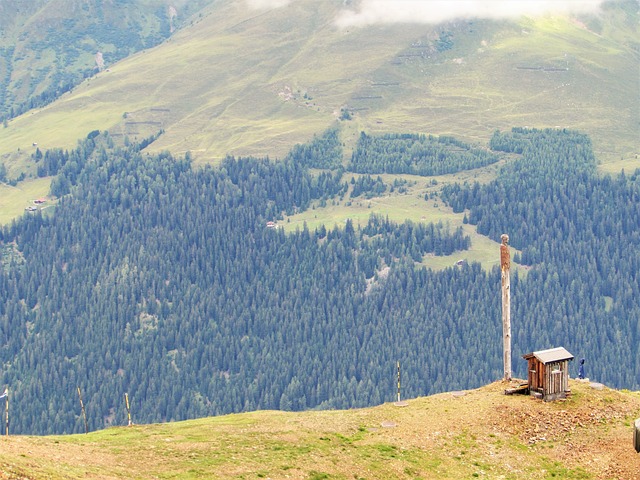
[396,361,401,403]
[394,361,408,407]
[500,234,512,382]
[1,388,8,436]
[125,393,133,426]
[77,387,88,434]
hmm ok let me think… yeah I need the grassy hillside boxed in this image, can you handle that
[281,163,512,272]
[0,176,51,224]
[0,0,637,175]
[0,0,215,119]
[1,380,638,479]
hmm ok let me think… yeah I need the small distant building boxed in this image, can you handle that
[522,347,574,401]
[34,198,47,204]
[266,221,277,229]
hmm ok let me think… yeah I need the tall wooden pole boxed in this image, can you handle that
[500,234,512,381]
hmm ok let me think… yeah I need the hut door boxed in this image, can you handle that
[528,359,537,390]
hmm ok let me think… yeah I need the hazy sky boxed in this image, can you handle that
[246,0,606,27]
[335,0,605,27]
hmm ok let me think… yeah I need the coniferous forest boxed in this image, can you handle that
[0,127,639,435]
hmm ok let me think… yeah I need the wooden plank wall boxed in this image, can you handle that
[527,358,544,391]
[526,356,572,400]
[543,360,569,400]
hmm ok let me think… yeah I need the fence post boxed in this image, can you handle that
[77,387,88,434]
[125,393,132,426]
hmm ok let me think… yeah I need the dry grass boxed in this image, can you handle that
[0,0,637,170]
[1,380,638,479]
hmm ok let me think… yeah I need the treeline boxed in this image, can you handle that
[286,127,343,169]
[442,128,640,389]
[286,127,501,178]
[350,175,386,198]
[0,137,477,434]
[286,126,500,198]
[1,127,639,436]
[349,132,499,176]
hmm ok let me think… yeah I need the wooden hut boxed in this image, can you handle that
[522,347,574,401]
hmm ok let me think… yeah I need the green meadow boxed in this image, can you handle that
[0,177,52,224]
[1,381,638,479]
[0,0,636,168]
[0,0,636,264]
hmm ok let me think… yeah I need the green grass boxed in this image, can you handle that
[0,0,636,173]
[0,177,52,224]
[1,381,638,479]
[0,0,637,236]
[283,164,524,272]
[538,459,592,479]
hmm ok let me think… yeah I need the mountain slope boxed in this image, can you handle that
[2,128,640,436]
[0,0,215,120]
[1,381,639,479]
[0,0,637,176]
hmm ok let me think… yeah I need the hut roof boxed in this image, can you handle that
[522,347,574,364]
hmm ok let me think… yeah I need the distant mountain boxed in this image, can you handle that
[0,0,639,440]
[0,0,637,177]
[0,0,215,120]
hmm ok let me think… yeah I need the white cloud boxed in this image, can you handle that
[245,0,293,9]
[334,0,606,28]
